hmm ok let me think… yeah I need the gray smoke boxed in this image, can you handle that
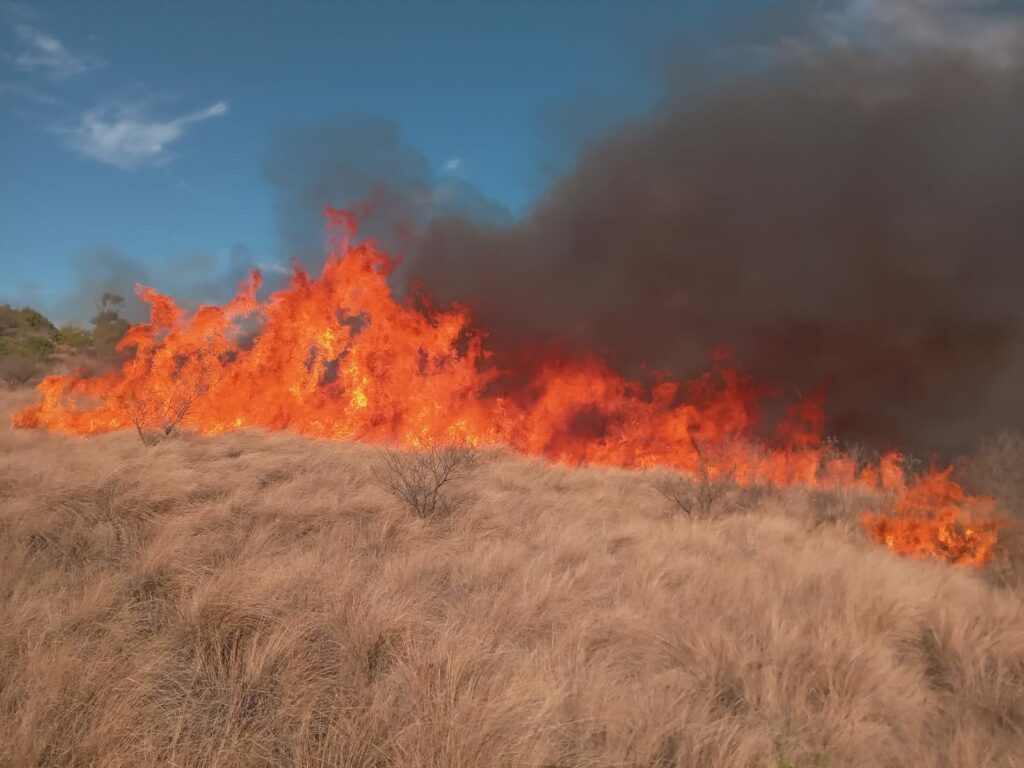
[265,117,510,271]
[257,3,1024,455]
[402,48,1024,455]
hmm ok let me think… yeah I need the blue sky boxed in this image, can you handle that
[0,0,730,321]
[4,0,1017,322]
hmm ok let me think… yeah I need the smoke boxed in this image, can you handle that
[265,117,511,269]
[56,245,151,326]
[49,243,261,328]
[397,23,1024,455]
[252,1,1024,455]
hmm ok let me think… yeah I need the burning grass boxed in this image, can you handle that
[1,389,1022,768]
[9,210,1005,567]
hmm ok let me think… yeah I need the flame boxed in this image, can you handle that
[861,469,1000,567]
[13,209,1000,566]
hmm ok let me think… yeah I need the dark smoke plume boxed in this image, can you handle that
[404,50,1024,456]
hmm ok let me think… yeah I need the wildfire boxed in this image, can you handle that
[13,209,1001,566]
[860,469,1000,567]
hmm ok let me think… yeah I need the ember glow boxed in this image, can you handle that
[13,209,1000,566]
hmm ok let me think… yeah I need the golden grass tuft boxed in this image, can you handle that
[1,388,1022,767]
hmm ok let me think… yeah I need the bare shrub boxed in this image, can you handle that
[374,444,478,519]
[735,482,783,512]
[802,487,878,531]
[0,355,42,389]
[956,431,1024,590]
[841,440,878,476]
[957,431,1024,516]
[119,353,222,446]
[123,380,206,446]
[655,438,737,518]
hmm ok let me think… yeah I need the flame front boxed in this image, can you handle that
[13,209,1001,566]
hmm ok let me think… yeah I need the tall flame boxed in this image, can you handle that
[13,209,1001,566]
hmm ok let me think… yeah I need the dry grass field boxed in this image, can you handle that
[1,387,1023,768]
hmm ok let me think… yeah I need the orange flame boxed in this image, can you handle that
[13,209,1000,565]
[861,468,1000,567]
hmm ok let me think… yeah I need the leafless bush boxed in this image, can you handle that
[802,486,879,531]
[840,439,879,477]
[374,444,478,519]
[655,437,737,518]
[957,431,1024,517]
[122,379,208,446]
[956,431,1024,590]
[0,355,42,389]
[119,352,223,446]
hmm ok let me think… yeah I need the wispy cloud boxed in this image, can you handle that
[441,156,463,173]
[256,261,291,276]
[62,101,229,170]
[13,24,96,78]
[0,80,56,105]
[822,0,1024,65]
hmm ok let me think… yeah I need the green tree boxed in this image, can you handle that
[18,336,56,359]
[0,305,20,336]
[15,307,55,333]
[56,323,93,350]
[0,303,58,387]
[0,304,56,337]
[0,335,55,360]
[91,292,130,351]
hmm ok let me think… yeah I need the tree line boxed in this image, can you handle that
[0,292,130,388]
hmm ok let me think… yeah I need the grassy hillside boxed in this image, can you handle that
[1,387,1022,768]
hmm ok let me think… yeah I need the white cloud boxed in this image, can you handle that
[256,261,291,276]
[63,101,229,170]
[441,156,463,173]
[822,0,1024,65]
[14,24,94,78]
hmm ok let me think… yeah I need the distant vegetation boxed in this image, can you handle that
[0,292,130,389]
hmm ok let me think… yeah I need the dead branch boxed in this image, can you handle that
[373,444,478,519]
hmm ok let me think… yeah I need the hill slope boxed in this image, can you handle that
[1,390,1022,768]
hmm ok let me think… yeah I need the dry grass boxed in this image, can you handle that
[957,432,1024,591]
[1,388,1023,768]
